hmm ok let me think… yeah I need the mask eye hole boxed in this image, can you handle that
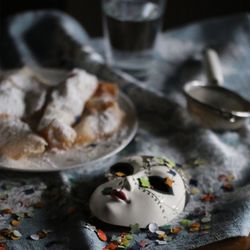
[148,176,174,195]
[110,162,134,177]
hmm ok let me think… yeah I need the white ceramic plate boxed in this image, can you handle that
[0,68,138,172]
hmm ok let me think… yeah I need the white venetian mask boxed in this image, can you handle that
[89,155,188,228]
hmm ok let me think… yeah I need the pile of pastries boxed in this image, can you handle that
[0,68,124,160]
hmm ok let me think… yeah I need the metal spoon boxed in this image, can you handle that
[183,49,250,130]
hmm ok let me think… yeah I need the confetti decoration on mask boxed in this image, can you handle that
[168,169,176,176]
[138,177,151,188]
[164,177,174,188]
[115,172,126,177]
[165,158,176,168]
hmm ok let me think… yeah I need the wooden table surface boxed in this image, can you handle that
[197,234,250,250]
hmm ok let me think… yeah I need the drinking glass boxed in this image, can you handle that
[102,0,166,77]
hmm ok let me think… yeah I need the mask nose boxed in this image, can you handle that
[125,175,136,192]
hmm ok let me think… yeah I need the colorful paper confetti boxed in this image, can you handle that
[189,222,201,232]
[164,177,174,188]
[10,230,22,240]
[97,229,107,242]
[0,243,7,250]
[201,193,216,202]
[180,219,192,227]
[138,177,151,188]
[221,183,234,192]
[148,223,158,233]
[130,223,140,234]
[170,226,182,234]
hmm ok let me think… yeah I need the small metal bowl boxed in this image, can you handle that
[183,49,250,130]
[184,81,250,130]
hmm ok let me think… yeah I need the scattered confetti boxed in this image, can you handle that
[218,174,235,183]
[138,239,151,248]
[0,243,6,250]
[37,230,48,239]
[103,241,118,250]
[201,215,211,223]
[180,219,192,227]
[97,229,107,242]
[218,174,227,182]
[0,228,11,238]
[156,230,166,240]
[30,234,40,241]
[201,224,211,231]
[191,187,200,195]
[148,223,158,233]
[155,239,167,245]
[10,219,21,227]
[221,183,234,192]
[170,226,182,234]
[1,208,12,215]
[130,223,140,234]
[189,223,201,232]
[10,230,22,240]
[201,193,216,202]
[160,224,171,231]
[119,233,133,248]
[138,177,151,188]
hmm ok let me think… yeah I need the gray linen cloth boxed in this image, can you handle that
[1,10,250,250]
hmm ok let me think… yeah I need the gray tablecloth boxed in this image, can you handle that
[1,10,250,250]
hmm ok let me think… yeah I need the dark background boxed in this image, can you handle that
[0,0,250,37]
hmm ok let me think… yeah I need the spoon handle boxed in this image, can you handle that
[204,48,224,86]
